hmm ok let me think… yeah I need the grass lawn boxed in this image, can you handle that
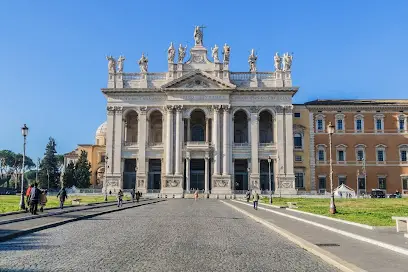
[260,197,408,226]
[0,195,122,214]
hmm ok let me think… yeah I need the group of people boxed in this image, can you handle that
[25,184,69,215]
[117,189,142,207]
[245,190,260,210]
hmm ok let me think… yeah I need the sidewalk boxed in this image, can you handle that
[227,200,408,272]
[0,199,163,242]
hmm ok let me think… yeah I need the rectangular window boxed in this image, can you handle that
[318,150,325,161]
[377,150,384,162]
[400,119,405,131]
[317,120,323,131]
[403,178,408,190]
[100,155,106,163]
[357,150,364,161]
[376,119,382,130]
[378,177,386,189]
[356,119,362,131]
[295,156,302,162]
[338,176,346,185]
[294,112,301,117]
[401,150,407,162]
[338,150,344,162]
[337,119,343,130]
[318,177,326,189]
[295,172,304,188]
[294,135,302,149]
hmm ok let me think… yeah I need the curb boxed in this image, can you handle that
[0,200,121,217]
[0,199,165,243]
[0,199,147,225]
[284,207,375,230]
[231,200,408,257]
[221,200,366,272]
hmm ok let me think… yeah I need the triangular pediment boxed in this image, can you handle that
[161,70,236,90]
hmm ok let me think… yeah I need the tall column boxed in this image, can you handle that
[284,105,294,177]
[187,118,191,141]
[165,105,173,175]
[276,106,285,176]
[124,120,128,143]
[222,105,230,175]
[274,158,279,192]
[205,154,209,193]
[113,106,123,176]
[186,154,190,191]
[250,107,260,191]
[212,105,221,175]
[137,107,147,175]
[106,106,115,173]
[175,105,183,175]
[205,118,210,142]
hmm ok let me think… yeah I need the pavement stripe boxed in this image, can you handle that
[232,200,408,256]
[221,200,366,272]
[0,200,165,243]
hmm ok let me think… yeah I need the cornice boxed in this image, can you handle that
[306,104,408,111]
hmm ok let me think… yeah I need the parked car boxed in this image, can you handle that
[370,189,385,198]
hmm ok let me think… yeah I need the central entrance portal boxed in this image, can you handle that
[234,159,249,191]
[190,159,205,190]
[148,159,161,190]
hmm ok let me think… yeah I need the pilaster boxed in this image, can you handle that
[212,105,221,175]
[113,106,123,176]
[250,107,260,192]
[282,105,296,194]
[136,106,147,193]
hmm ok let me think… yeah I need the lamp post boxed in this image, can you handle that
[327,122,337,214]
[20,124,29,210]
[268,155,272,204]
[247,167,251,192]
[104,155,108,202]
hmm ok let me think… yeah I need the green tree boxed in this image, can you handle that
[39,137,60,189]
[74,150,91,188]
[63,161,75,188]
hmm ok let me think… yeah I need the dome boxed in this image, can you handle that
[96,121,107,137]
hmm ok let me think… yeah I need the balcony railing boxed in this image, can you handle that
[124,142,138,147]
[186,141,210,149]
[233,143,249,147]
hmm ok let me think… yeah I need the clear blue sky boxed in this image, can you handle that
[0,0,407,161]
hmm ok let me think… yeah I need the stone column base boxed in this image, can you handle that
[250,174,261,193]
[136,174,147,194]
[277,175,297,195]
[211,175,232,194]
[161,175,184,197]
[103,175,121,194]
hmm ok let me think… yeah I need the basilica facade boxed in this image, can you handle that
[102,27,297,196]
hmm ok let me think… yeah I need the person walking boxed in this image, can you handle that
[131,188,135,203]
[136,191,141,202]
[117,189,124,207]
[245,190,251,202]
[29,183,41,215]
[253,191,259,210]
[26,184,33,213]
[39,190,48,212]
[194,190,198,201]
[57,187,68,209]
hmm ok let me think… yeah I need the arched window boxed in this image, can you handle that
[234,110,248,143]
[259,111,273,143]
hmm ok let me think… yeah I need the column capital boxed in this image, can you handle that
[284,105,293,114]
[139,106,148,115]
[114,106,123,114]
[274,105,285,114]
[212,105,222,112]
[165,105,174,112]
[174,105,183,112]
[107,106,115,115]
[249,106,261,114]
[222,105,231,112]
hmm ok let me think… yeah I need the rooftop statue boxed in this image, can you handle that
[167,42,175,63]
[106,55,116,73]
[248,49,257,72]
[138,53,148,73]
[274,52,282,71]
[283,52,293,72]
[178,44,187,63]
[117,55,125,73]
[193,26,203,46]
[211,44,219,63]
[222,43,230,64]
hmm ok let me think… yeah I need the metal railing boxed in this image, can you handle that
[146,189,161,194]
[230,72,276,81]
[124,141,138,146]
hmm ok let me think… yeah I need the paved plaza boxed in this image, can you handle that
[0,199,336,272]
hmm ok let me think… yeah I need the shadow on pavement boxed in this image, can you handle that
[0,233,56,251]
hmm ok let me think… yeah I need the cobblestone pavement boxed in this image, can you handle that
[0,200,337,272]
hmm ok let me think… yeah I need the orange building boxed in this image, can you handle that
[305,100,408,195]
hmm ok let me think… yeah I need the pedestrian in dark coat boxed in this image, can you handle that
[57,187,68,209]
[29,183,41,215]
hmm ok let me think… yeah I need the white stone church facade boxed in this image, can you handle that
[102,27,297,196]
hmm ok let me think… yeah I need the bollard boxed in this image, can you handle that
[217,194,219,199]
[165,195,167,198]
[157,194,160,198]
[173,194,175,198]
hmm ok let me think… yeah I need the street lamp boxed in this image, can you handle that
[268,155,273,204]
[104,155,108,202]
[20,124,29,210]
[327,122,337,214]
